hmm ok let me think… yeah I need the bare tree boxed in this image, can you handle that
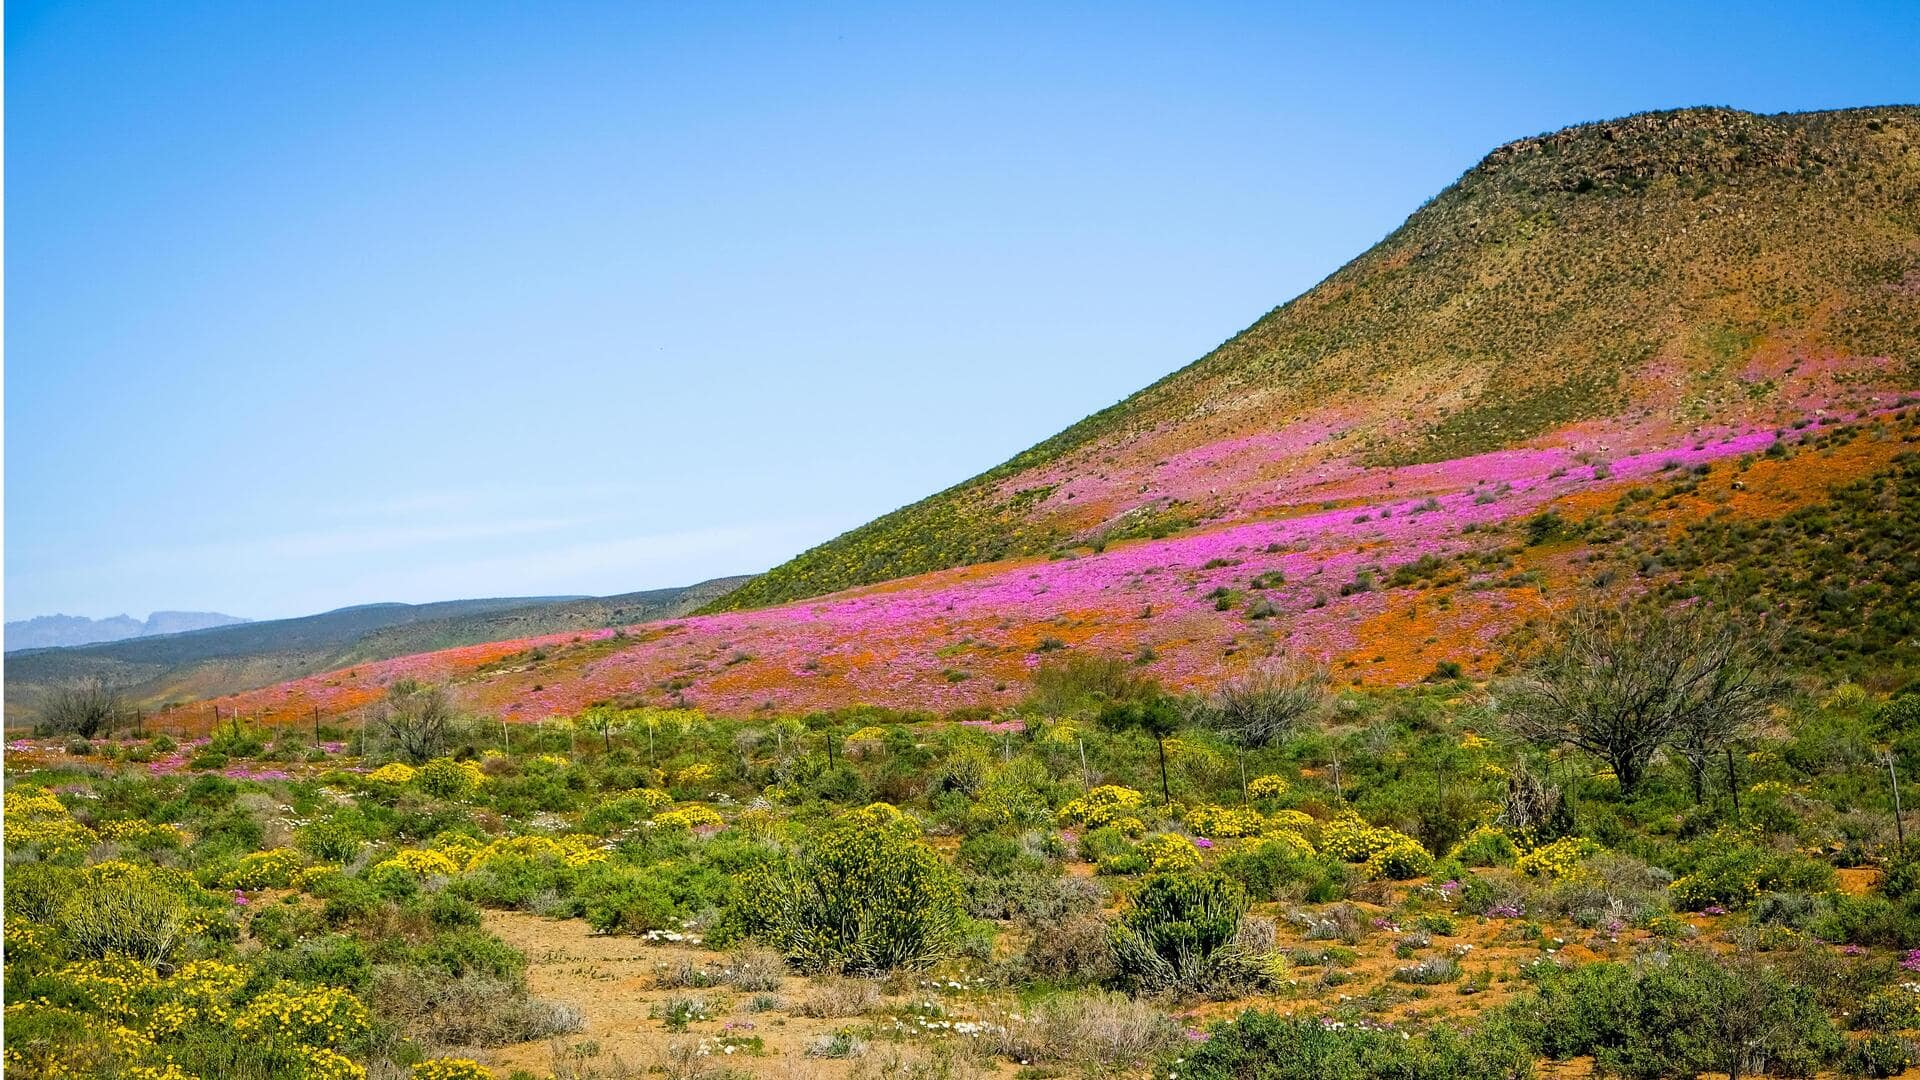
[1669,622,1784,803]
[1201,656,1329,749]
[42,676,126,738]
[366,678,462,763]
[1494,603,1781,797]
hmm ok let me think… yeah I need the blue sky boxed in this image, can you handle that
[7,1,1918,621]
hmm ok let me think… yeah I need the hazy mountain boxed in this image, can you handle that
[5,610,249,651]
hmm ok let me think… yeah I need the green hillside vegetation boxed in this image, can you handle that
[4,577,752,723]
[709,106,1920,614]
[13,582,1920,1078]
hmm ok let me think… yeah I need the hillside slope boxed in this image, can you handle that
[709,106,1920,613]
[173,106,1920,728]
[3,577,750,722]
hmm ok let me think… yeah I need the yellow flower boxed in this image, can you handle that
[1247,774,1291,800]
[411,1058,493,1080]
[1138,833,1203,872]
[365,762,417,785]
[371,848,461,878]
[672,762,717,787]
[654,805,724,831]
[218,847,306,889]
[1057,785,1146,830]
[1183,805,1266,838]
[1515,836,1601,879]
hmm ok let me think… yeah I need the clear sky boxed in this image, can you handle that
[7,1,1918,621]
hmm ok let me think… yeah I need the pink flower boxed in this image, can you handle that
[1192,837,1214,849]
[232,890,250,906]
[1901,949,1920,973]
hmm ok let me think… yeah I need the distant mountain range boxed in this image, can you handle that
[5,610,250,651]
[3,577,752,722]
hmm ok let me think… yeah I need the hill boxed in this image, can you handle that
[175,106,1920,727]
[5,610,248,651]
[708,106,1920,613]
[2,577,751,723]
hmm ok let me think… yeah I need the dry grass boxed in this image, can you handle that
[792,976,883,1019]
[984,991,1185,1071]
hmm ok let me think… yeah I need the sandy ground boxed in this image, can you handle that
[480,911,1012,1079]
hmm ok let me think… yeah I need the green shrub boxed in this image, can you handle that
[728,812,963,974]
[1669,835,1834,911]
[408,928,526,981]
[57,861,193,963]
[1109,871,1252,996]
[453,852,574,910]
[576,862,680,933]
[1843,1034,1914,1078]
[1453,826,1519,867]
[1515,949,1843,1079]
[1177,1008,1534,1080]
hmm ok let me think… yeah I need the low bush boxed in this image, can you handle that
[729,811,964,974]
[1516,948,1843,1079]
[1177,1008,1535,1080]
[1110,871,1258,996]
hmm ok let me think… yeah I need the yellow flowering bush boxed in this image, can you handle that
[364,762,416,785]
[415,758,485,798]
[1139,832,1203,872]
[127,1065,197,1080]
[218,847,306,889]
[300,1047,369,1080]
[4,1002,154,1079]
[429,831,488,865]
[232,986,369,1047]
[6,787,69,817]
[1260,829,1317,858]
[99,820,187,850]
[653,805,725,830]
[57,956,162,1022]
[626,787,674,812]
[1319,812,1419,864]
[672,762,717,787]
[465,833,608,870]
[1363,833,1434,880]
[525,753,571,773]
[1184,804,1267,838]
[1515,836,1602,879]
[372,848,461,879]
[1247,774,1291,800]
[1459,731,1492,751]
[1263,809,1318,835]
[412,1058,493,1080]
[846,726,890,751]
[1161,737,1223,769]
[291,864,339,892]
[4,788,98,860]
[1040,718,1082,746]
[1057,785,1147,830]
